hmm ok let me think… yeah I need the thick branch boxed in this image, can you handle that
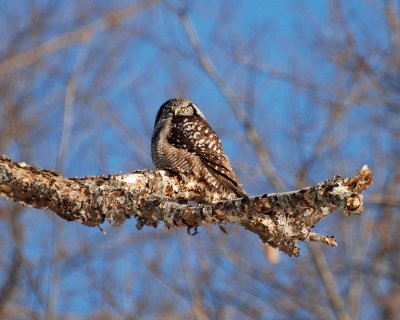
[0,155,373,256]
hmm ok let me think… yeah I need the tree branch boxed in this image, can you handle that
[0,0,159,76]
[0,155,373,256]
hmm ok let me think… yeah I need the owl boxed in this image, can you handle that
[151,98,247,198]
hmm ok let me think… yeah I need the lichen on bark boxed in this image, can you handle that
[0,155,373,256]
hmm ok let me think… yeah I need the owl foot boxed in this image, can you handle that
[187,225,200,236]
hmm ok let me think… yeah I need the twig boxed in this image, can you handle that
[0,1,159,76]
[179,12,286,192]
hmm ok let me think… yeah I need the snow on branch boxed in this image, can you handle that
[0,155,373,256]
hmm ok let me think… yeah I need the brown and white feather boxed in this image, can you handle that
[151,98,246,198]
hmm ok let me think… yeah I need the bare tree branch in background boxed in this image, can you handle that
[0,1,158,76]
[0,205,23,315]
[179,10,286,193]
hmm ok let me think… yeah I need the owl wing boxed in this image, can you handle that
[169,116,242,188]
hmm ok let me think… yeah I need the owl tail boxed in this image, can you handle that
[229,183,248,198]
[210,169,248,198]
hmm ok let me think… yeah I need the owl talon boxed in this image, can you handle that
[187,225,200,236]
[219,225,228,234]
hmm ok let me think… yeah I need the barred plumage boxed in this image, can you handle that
[151,98,246,198]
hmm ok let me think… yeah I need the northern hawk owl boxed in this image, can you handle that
[151,98,246,198]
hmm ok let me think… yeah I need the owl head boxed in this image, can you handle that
[154,98,206,127]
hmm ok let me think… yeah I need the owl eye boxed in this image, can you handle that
[165,107,172,113]
[181,106,189,113]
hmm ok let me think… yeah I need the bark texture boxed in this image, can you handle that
[0,155,373,256]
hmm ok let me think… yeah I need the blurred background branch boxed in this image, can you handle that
[0,1,158,76]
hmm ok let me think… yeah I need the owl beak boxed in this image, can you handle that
[174,108,180,116]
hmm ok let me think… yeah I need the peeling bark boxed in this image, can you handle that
[0,155,373,256]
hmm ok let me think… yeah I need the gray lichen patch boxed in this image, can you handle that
[0,155,373,257]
